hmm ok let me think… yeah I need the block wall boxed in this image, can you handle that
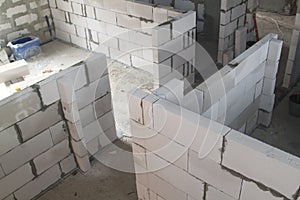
[0,52,116,199]
[129,35,300,200]
[135,11,197,88]
[0,0,53,48]
[218,0,258,65]
[50,0,196,88]
[57,53,118,172]
[136,0,205,32]
[159,34,282,133]
[129,100,300,200]
[0,85,75,200]
[204,34,282,132]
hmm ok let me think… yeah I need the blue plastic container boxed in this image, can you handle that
[7,36,41,60]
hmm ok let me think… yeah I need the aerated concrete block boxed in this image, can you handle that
[116,13,141,29]
[38,77,60,106]
[148,173,187,200]
[0,126,20,156]
[258,110,272,127]
[82,120,102,143]
[0,88,42,132]
[231,3,246,20]
[33,139,71,174]
[0,130,53,174]
[259,94,275,112]
[128,89,148,124]
[103,0,127,14]
[56,64,87,104]
[153,7,168,23]
[71,139,88,157]
[86,18,106,33]
[188,149,242,199]
[148,152,205,199]
[264,60,279,79]
[0,164,34,200]
[17,102,62,141]
[14,164,62,200]
[223,129,300,199]
[127,1,153,20]
[240,181,284,200]
[267,39,283,62]
[262,77,276,96]
[172,11,196,39]
[75,75,110,109]
[95,8,117,25]
[206,185,236,200]
[98,126,118,147]
[79,103,96,127]
[86,137,100,155]
[142,94,159,128]
[56,0,72,12]
[49,121,68,145]
[60,154,77,174]
[74,154,91,172]
[152,25,171,47]
[94,93,112,119]
[85,52,108,83]
[235,27,247,56]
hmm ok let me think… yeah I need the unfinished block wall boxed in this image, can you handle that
[0,85,76,200]
[203,34,282,132]
[0,0,53,48]
[128,34,293,200]
[57,53,117,172]
[137,0,205,32]
[50,0,196,87]
[158,34,282,133]
[129,96,300,200]
[133,11,197,88]
[0,52,116,200]
[218,0,258,65]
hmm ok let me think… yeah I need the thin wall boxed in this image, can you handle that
[128,34,298,200]
[0,53,116,200]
